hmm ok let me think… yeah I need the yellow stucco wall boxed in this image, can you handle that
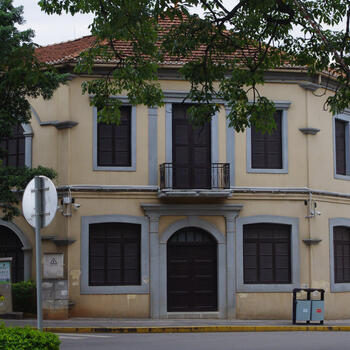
[29,77,350,194]
[12,74,350,319]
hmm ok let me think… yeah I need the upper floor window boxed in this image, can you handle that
[243,222,291,284]
[93,103,136,171]
[251,111,282,170]
[0,125,25,167]
[97,106,131,167]
[247,104,289,174]
[89,222,141,286]
[334,116,350,177]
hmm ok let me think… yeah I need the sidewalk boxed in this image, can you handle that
[3,318,350,333]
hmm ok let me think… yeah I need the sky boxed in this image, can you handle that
[13,0,94,46]
[13,1,345,47]
[12,1,228,46]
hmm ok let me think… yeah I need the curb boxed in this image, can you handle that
[43,325,350,333]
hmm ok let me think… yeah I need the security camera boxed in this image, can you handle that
[315,211,322,216]
[73,203,81,209]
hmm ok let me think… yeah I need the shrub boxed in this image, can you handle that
[0,325,60,350]
[12,280,37,314]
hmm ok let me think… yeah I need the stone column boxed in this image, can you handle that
[148,107,158,186]
[225,213,238,319]
[148,214,160,318]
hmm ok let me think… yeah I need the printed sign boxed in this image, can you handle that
[0,262,11,284]
[43,254,64,279]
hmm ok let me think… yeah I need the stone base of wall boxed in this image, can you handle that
[42,280,69,320]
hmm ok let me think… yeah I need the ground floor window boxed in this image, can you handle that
[243,223,291,284]
[333,226,350,283]
[89,223,141,286]
[81,215,149,294]
[236,216,299,292]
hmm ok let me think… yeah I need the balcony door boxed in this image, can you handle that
[172,104,211,189]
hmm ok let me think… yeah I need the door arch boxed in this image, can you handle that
[167,227,217,312]
[0,220,32,281]
[158,217,227,318]
[0,226,24,282]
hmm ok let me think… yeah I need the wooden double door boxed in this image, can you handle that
[172,104,211,189]
[167,227,218,312]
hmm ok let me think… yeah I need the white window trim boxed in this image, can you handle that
[92,96,136,171]
[246,102,290,174]
[80,215,149,294]
[236,215,300,292]
[333,113,350,180]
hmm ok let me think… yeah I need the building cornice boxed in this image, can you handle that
[141,203,243,217]
[54,185,350,201]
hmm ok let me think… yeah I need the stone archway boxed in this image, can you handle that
[142,203,243,319]
[0,220,32,281]
[159,217,226,318]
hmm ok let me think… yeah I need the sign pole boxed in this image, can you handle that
[34,176,43,331]
[23,175,57,330]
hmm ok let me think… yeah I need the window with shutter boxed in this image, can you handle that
[97,106,131,167]
[251,111,283,169]
[333,226,350,283]
[243,223,291,284]
[335,119,348,176]
[0,124,25,168]
[89,222,141,286]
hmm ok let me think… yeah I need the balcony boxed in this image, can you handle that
[159,163,231,198]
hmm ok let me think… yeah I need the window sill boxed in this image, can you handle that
[237,283,299,293]
[247,168,288,174]
[80,284,149,294]
[334,174,350,181]
[93,165,136,172]
[330,283,350,292]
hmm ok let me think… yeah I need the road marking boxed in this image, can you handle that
[58,333,113,338]
[59,336,86,340]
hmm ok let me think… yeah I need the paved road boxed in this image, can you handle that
[59,332,350,350]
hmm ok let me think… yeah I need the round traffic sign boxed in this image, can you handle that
[22,176,58,228]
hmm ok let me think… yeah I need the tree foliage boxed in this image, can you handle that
[39,0,350,131]
[0,0,66,220]
[0,0,67,140]
[0,166,57,221]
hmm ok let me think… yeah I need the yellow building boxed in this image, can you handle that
[2,31,350,320]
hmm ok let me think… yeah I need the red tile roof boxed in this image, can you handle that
[35,17,251,66]
[35,36,97,65]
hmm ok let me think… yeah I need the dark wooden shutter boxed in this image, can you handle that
[251,111,283,169]
[0,125,25,168]
[172,104,211,189]
[97,106,131,167]
[243,223,291,284]
[334,226,350,283]
[335,119,347,175]
[89,223,141,286]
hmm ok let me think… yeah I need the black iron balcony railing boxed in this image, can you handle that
[160,163,230,190]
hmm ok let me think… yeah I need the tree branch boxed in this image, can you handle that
[293,0,350,77]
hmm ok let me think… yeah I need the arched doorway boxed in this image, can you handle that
[0,225,24,282]
[167,227,217,312]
